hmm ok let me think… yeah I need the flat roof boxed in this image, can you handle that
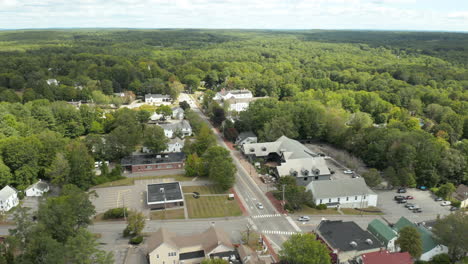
[121,152,185,166]
[147,182,184,205]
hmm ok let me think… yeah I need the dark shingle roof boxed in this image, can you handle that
[147,182,183,204]
[121,152,185,166]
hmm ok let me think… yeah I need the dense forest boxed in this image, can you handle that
[0,29,466,189]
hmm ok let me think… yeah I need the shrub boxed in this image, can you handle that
[103,208,128,219]
[316,204,327,210]
[129,235,143,245]
[450,200,461,208]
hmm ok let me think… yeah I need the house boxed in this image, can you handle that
[143,138,185,154]
[158,120,192,138]
[453,184,468,208]
[145,94,172,105]
[307,178,378,208]
[146,226,238,264]
[121,153,185,173]
[213,89,253,101]
[0,185,19,212]
[147,182,184,209]
[316,220,383,263]
[224,97,265,112]
[237,245,265,264]
[393,217,448,261]
[25,180,49,197]
[235,132,257,146]
[150,112,164,122]
[242,136,331,185]
[172,107,185,120]
[357,250,413,264]
[46,79,59,86]
[367,219,397,252]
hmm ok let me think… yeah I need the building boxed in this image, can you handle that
[121,153,185,173]
[172,107,185,120]
[25,180,49,197]
[242,136,331,185]
[147,182,184,209]
[235,132,258,146]
[0,185,19,212]
[145,94,172,105]
[393,217,448,261]
[46,79,59,86]
[453,184,468,208]
[367,219,397,252]
[143,138,185,154]
[158,120,192,138]
[357,250,413,264]
[237,245,265,264]
[316,220,383,263]
[213,89,253,101]
[224,97,265,112]
[146,226,238,264]
[307,178,378,208]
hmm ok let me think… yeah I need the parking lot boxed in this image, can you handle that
[376,188,452,223]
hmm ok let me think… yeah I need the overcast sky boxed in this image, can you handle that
[1,0,467,31]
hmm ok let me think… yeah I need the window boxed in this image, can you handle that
[319,199,322,204]
[304,177,307,181]
[346,197,349,201]
[337,198,340,202]
[146,166,152,169]
[157,255,159,258]
[355,196,358,200]
[315,176,319,180]
[363,195,366,200]
[167,164,173,168]
[329,198,331,203]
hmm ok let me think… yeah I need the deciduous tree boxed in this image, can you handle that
[280,233,331,264]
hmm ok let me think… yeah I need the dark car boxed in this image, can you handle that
[413,208,423,213]
[397,188,407,193]
[394,195,405,201]
[450,207,459,211]
[397,199,407,204]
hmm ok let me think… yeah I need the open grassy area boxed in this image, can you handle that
[341,207,384,215]
[183,185,242,218]
[94,174,194,188]
[150,209,185,220]
[295,206,340,215]
[182,185,227,194]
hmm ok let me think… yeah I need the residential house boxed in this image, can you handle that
[223,97,265,112]
[146,226,238,264]
[367,219,397,252]
[235,132,258,146]
[25,179,49,197]
[150,112,164,122]
[0,185,19,212]
[242,136,331,185]
[213,89,253,101]
[453,184,468,208]
[121,153,185,173]
[172,107,185,120]
[357,250,413,264]
[145,94,172,105]
[307,178,378,208]
[158,120,192,138]
[237,245,265,264]
[316,220,383,263]
[143,138,185,154]
[147,182,184,209]
[393,217,448,261]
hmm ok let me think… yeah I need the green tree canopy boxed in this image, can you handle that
[280,233,331,264]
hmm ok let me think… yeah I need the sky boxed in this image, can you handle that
[0,0,467,31]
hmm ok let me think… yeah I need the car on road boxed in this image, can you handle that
[441,201,451,206]
[298,216,310,222]
[394,195,405,201]
[343,170,354,174]
[404,203,415,208]
[397,188,407,193]
[405,196,414,200]
[434,197,443,201]
[256,203,264,210]
[450,207,459,211]
[413,208,423,213]
[397,199,407,204]
[408,205,420,210]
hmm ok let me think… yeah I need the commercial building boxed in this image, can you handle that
[121,153,185,173]
[366,219,397,252]
[357,250,413,264]
[146,182,184,210]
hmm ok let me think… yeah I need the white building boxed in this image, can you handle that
[46,79,59,86]
[171,107,184,120]
[213,89,253,101]
[143,137,185,153]
[307,178,378,208]
[158,120,192,138]
[0,185,19,212]
[145,94,172,105]
[235,132,257,146]
[25,180,49,197]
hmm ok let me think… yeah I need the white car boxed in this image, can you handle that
[343,170,354,174]
[441,201,451,206]
[256,203,264,210]
[298,216,310,222]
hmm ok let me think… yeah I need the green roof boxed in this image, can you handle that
[393,217,439,253]
[367,219,397,244]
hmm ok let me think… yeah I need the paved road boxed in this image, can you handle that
[180,93,300,251]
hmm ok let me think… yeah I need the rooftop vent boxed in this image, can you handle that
[250,148,255,152]
[159,188,164,193]
[365,239,373,245]
[312,167,320,175]
[350,241,358,248]
[301,168,309,176]
[290,169,298,177]
[261,147,267,151]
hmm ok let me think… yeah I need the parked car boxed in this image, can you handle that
[441,201,451,206]
[434,197,443,201]
[344,170,354,174]
[405,203,415,208]
[394,195,405,201]
[256,203,264,210]
[418,186,428,191]
[405,196,414,200]
[397,199,407,204]
[397,188,407,193]
[450,207,459,211]
[298,216,310,222]
[413,208,423,213]
[408,205,420,210]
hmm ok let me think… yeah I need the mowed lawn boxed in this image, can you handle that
[151,209,185,220]
[183,185,242,219]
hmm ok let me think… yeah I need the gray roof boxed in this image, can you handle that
[172,106,184,113]
[26,180,49,192]
[145,94,171,99]
[169,137,184,145]
[147,182,183,204]
[277,157,330,177]
[317,220,383,252]
[0,185,17,200]
[159,120,191,131]
[242,136,316,159]
[121,152,185,166]
[307,178,376,199]
[237,131,256,141]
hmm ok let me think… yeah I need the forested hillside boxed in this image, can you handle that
[0,29,466,189]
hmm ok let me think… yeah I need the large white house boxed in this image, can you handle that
[25,180,50,197]
[145,94,172,105]
[213,89,253,101]
[171,107,184,120]
[144,137,185,153]
[306,178,378,208]
[0,185,19,212]
[158,120,192,138]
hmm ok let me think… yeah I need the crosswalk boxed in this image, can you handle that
[251,214,283,219]
[261,230,300,235]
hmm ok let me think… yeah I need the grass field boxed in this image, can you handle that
[341,207,384,215]
[295,206,340,215]
[150,209,185,220]
[183,185,242,218]
[94,174,194,188]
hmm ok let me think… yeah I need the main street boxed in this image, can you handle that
[179,93,301,250]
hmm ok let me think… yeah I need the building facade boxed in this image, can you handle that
[145,94,172,105]
[0,185,19,212]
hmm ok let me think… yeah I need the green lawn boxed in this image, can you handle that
[150,209,185,220]
[182,185,226,194]
[183,185,242,218]
[295,206,340,215]
[94,174,194,188]
[341,207,384,215]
